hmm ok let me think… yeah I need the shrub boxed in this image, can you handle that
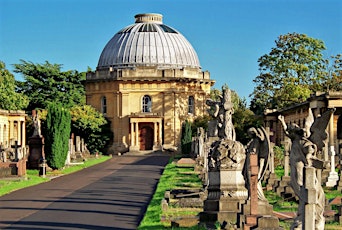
[181,120,192,155]
[45,103,71,169]
[273,145,285,167]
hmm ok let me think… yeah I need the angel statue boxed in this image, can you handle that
[205,88,236,140]
[278,108,335,230]
[32,112,42,137]
[243,126,271,201]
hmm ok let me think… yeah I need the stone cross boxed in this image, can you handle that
[326,111,339,187]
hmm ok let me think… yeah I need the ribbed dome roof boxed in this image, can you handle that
[97,13,201,69]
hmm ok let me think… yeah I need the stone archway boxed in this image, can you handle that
[139,123,154,150]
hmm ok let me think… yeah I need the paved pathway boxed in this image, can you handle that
[0,154,170,229]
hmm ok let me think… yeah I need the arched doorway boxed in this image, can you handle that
[139,123,154,150]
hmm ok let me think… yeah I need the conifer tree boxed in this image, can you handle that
[181,120,192,155]
[45,103,71,169]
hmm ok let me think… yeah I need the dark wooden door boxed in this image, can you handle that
[139,125,153,150]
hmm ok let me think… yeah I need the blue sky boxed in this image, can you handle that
[1,0,341,102]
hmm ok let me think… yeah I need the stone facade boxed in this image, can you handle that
[0,109,26,156]
[0,110,27,177]
[264,91,342,158]
[85,14,214,154]
[86,62,213,154]
[264,91,342,189]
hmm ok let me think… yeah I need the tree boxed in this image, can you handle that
[191,115,211,135]
[323,54,342,91]
[233,96,262,145]
[14,60,85,111]
[0,61,29,110]
[181,120,192,155]
[250,33,327,114]
[45,103,71,170]
[70,105,112,153]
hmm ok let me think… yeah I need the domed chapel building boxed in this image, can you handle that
[85,13,215,154]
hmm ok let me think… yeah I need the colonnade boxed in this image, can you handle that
[0,114,26,149]
[129,117,163,151]
[0,110,26,161]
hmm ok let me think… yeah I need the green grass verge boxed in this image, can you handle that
[138,158,204,230]
[0,155,111,197]
[0,174,49,197]
[139,162,342,229]
[58,155,111,174]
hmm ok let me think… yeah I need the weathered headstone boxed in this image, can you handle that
[76,135,81,152]
[200,88,248,227]
[28,110,44,169]
[241,127,282,229]
[273,139,295,199]
[278,108,334,229]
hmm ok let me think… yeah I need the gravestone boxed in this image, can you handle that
[200,88,248,227]
[278,109,334,229]
[273,140,295,200]
[28,110,44,169]
[240,127,282,229]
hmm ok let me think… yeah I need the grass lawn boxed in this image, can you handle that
[139,158,342,229]
[138,156,206,230]
[0,155,111,197]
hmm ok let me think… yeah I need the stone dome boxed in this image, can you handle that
[97,13,201,70]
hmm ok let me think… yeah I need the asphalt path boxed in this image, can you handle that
[0,154,170,230]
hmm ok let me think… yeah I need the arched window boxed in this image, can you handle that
[101,96,107,115]
[188,96,194,114]
[142,95,152,113]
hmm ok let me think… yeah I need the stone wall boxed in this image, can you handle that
[0,159,26,177]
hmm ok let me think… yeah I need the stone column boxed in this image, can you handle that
[21,121,26,148]
[9,120,14,146]
[154,122,158,145]
[322,107,329,164]
[159,121,162,146]
[130,122,134,147]
[135,122,139,148]
[326,112,339,187]
[0,124,3,146]
[4,123,8,147]
[17,121,21,146]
